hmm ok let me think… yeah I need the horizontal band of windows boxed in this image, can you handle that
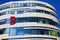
[0,26,60,33]
[0,9,57,18]
[0,3,56,12]
[0,17,59,27]
[0,27,60,37]
[6,27,60,37]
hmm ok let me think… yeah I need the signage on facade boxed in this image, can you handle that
[10,16,16,25]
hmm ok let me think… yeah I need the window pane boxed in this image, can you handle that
[6,27,50,36]
[0,28,6,34]
[0,17,59,27]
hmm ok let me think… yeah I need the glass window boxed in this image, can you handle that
[58,32,60,37]
[0,19,6,25]
[8,11,15,14]
[39,29,45,35]
[6,27,49,36]
[0,3,56,12]
[38,19,43,24]
[6,27,59,37]
[20,3,23,7]
[32,3,36,6]
[14,4,18,7]
[17,10,24,14]
[6,5,10,9]
[12,11,15,14]
[49,20,53,25]
[0,8,56,18]
[43,19,49,24]
[22,3,27,7]
[0,19,9,25]
[0,12,6,16]
[0,17,59,27]
[27,3,30,6]
[36,9,41,12]
[0,7,2,10]
[17,3,20,7]
[0,28,6,34]
[9,4,12,8]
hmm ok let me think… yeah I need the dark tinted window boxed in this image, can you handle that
[58,32,60,37]
[0,28,6,34]
[0,17,59,27]
[6,27,49,36]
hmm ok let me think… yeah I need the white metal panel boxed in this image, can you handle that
[0,7,56,14]
[0,34,57,39]
[0,13,58,23]
[0,22,60,30]
[0,1,55,10]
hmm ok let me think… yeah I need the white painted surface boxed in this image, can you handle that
[0,1,56,10]
[0,13,59,23]
[0,34,58,40]
[0,22,60,30]
[0,7,56,14]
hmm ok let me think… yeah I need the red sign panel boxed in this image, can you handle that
[10,16,16,25]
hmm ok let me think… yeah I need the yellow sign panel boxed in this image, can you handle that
[50,30,57,36]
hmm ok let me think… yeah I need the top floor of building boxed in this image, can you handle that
[0,1,56,12]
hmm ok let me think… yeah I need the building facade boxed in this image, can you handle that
[0,0,60,40]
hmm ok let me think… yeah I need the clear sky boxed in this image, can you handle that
[0,0,60,20]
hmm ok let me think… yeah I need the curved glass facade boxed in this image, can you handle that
[0,27,60,37]
[6,27,49,36]
[0,1,60,40]
[0,3,55,12]
[0,17,59,27]
[0,9,56,17]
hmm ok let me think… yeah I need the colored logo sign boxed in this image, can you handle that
[50,30,57,36]
[10,16,16,25]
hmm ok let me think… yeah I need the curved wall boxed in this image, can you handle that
[0,1,60,40]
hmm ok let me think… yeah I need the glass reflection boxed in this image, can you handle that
[0,9,56,17]
[0,3,55,12]
[0,17,59,27]
[6,27,49,36]
[6,27,58,36]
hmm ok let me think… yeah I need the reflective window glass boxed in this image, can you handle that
[0,28,6,34]
[0,17,59,27]
[0,19,6,25]
[0,9,56,18]
[0,27,59,37]
[17,10,24,14]
[0,3,55,12]
[6,27,50,36]
[58,32,60,37]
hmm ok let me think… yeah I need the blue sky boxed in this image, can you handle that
[0,0,60,20]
